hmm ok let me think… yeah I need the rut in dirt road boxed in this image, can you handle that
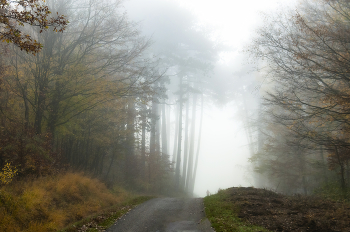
[105,198,214,232]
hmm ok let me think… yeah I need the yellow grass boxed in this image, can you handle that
[0,172,129,232]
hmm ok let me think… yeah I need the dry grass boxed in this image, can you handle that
[0,172,129,232]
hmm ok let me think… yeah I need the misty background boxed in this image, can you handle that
[122,0,295,196]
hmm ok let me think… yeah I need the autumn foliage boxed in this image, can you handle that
[0,172,128,231]
[0,0,68,53]
[0,0,174,197]
[249,0,350,196]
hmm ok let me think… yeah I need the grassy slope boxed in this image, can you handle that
[204,189,270,232]
[0,172,152,232]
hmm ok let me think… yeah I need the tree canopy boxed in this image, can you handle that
[0,0,67,53]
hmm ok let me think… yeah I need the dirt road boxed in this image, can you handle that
[105,197,214,232]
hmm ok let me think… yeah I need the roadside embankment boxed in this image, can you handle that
[0,172,151,232]
[204,187,350,232]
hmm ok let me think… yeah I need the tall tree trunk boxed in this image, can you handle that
[23,87,30,131]
[14,54,30,131]
[155,99,161,192]
[47,79,62,148]
[167,103,171,156]
[34,80,47,134]
[186,94,197,194]
[175,75,183,190]
[172,103,179,170]
[125,98,136,186]
[106,143,117,180]
[347,160,350,188]
[181,93,190,189]
[161,102,168,156]
[156,100,161,155]
[150,100,157,156]
[140,104,147,177]
[320,145,328,184]
[335,146,346,193]
[149,92,159,184]
[191,94,203,194]
[296,147,307,195]
[34,32,56,135]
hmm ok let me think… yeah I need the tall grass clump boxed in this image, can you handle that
[0,172,129,232]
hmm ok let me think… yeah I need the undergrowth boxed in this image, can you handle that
[204,188,270,232]
[0,172,131,232]
[313,182,350,202]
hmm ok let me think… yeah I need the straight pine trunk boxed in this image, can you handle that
[186,94,197,193]
[181,93,190,189]
[191,94,203,194]
[149,94,158,184]
[161,101,168,156]
[141,104,147,177]
[172,104,179,170]
[175,75,183,190]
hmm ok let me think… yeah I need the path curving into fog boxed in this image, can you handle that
[105,198,214,232]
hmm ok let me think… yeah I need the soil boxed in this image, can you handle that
[226,187,350,232]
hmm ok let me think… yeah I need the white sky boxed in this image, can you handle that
[125,0,297,196]
[176,0,297,63]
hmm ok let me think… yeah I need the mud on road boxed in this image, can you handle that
[105,198,214,232]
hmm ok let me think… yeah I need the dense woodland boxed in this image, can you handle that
[0,0,220,196]
[248,0,350,197]
[2,0,350,200]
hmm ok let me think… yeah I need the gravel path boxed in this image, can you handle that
[105,197,215,232]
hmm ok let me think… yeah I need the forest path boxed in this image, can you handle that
[105,197,214,232]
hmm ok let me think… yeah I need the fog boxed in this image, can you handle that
[0,0,301,198]
[194,103,251,196]
[121,0,296,196]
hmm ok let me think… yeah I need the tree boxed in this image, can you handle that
[125,0,218,193]
[0,0,67,53]
[0,0,167,186]
[249,0,350,194]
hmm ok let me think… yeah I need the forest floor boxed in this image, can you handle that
[210,187,350,232]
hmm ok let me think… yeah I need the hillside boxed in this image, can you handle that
[204,187,350,232]
[0,172,151,232]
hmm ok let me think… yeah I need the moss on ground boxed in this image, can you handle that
[204,188,270,232]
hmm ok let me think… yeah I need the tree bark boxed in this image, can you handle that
[186,94,197,194]
[335,146,346,192]
[125,98,136,186]
[175,75,183,190]
[140,104,147,177]
[191,94,203,194]
[181,93,190,189]
[161,102,168,156]
[172,104,179,170]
